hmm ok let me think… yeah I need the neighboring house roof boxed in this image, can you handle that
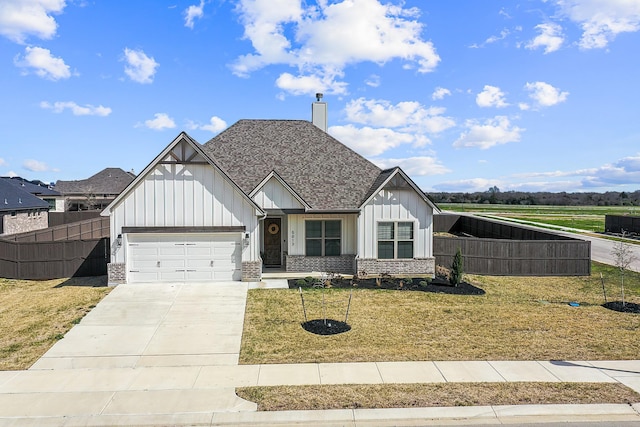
[55,168,135,196]
[0,179,50,212]
[1,177,60,197]
[202,120,382,211]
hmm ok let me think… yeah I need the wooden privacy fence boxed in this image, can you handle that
[434,214,591,276]
[605,215,640,235]
[0,238,109,279]
[48,211,103,227]
[0,216,110,279]
[3,216,109,242]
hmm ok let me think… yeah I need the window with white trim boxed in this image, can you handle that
[305,220,341,256]
[377,222,414,259]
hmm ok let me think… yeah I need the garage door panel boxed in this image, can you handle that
[127,233,242,283]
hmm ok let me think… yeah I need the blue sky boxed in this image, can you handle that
[1,0,640,193]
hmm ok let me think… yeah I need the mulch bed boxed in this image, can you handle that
[602,301,640,314]
[289,277,485,295]
[301,319,351,335]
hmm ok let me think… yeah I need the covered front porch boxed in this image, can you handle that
[258,212,359,275]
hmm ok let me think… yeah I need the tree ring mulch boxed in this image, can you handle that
[302,319,351,335]
[602,301,640,314]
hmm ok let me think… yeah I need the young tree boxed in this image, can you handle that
[450,248,464,286]
[610,232,638,307]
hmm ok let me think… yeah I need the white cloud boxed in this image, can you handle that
[14,46,71,80]
[525,81,569,107]
[187,116,227,133]
[328,124,417,157]
[526,22,564,53]
[485,28,510,44]
[469,28,510,48]
[122,48,159,84]
[0,158,6,166]
[276,71,348,95]
[184,0,205,29]
[40,101,111,116]
[365,74,381,88]
[344,98,455,134]
[432,87,451,100]
[518,102,530,111]
[433,178,503,193]
[553,0,640,49]
[476,85,509,108]
[143,113,176,130]
[23,159,51,172]
[232,0,440,96]
[453,116,523,150]
[6,170,18,178]
[0,0,65,43]
[372,156,451,176]
[581,154,640,187]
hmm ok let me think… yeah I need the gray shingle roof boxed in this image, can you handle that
[0,179,50,212]
[55,168,135,196]
[201,120,383,211]
[2,177,60,197]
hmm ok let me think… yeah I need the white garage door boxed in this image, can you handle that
[127,233,242,283]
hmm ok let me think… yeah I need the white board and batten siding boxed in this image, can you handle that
[111,163,260,264]
[287,213,357,256]
[252,176,305,210]
[358,188,434,259]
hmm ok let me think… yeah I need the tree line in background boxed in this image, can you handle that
[428,187,640,206]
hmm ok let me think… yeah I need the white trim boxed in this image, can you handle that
[359,167,441,213]
[249,170,311,210]
[376,220,416,259]
[101,132,265,217]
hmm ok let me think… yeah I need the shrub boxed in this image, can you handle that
[450,248,464,286]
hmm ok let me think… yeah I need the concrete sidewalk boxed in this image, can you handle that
[1,281,640,426]
[2,360,640,425]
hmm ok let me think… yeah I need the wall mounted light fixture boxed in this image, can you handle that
[116,234,122,247]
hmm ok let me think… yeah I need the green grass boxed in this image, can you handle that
[439,203,640,234]
[439,204,640,216]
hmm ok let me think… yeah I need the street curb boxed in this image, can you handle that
[2,403,639,427]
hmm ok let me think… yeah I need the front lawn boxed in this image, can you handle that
[239,263,640,364]
[0,276,111,370]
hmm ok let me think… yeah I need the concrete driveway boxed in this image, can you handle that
[0,282,257,422]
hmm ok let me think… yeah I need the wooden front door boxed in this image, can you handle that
[263,218,282,266]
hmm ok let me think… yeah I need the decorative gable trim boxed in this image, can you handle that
[249,170,311,210]
[101,132,265,217]
[159,137,209,165]
[359,167,441,213]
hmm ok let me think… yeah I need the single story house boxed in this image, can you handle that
[0,178,50,236]
[102,100,440,284]
[55,168,135,211]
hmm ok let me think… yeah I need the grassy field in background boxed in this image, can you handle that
[438,203,640,232]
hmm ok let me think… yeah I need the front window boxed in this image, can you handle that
[305,220,341,256]
[378,222,414,259]
[44,198,55,210]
